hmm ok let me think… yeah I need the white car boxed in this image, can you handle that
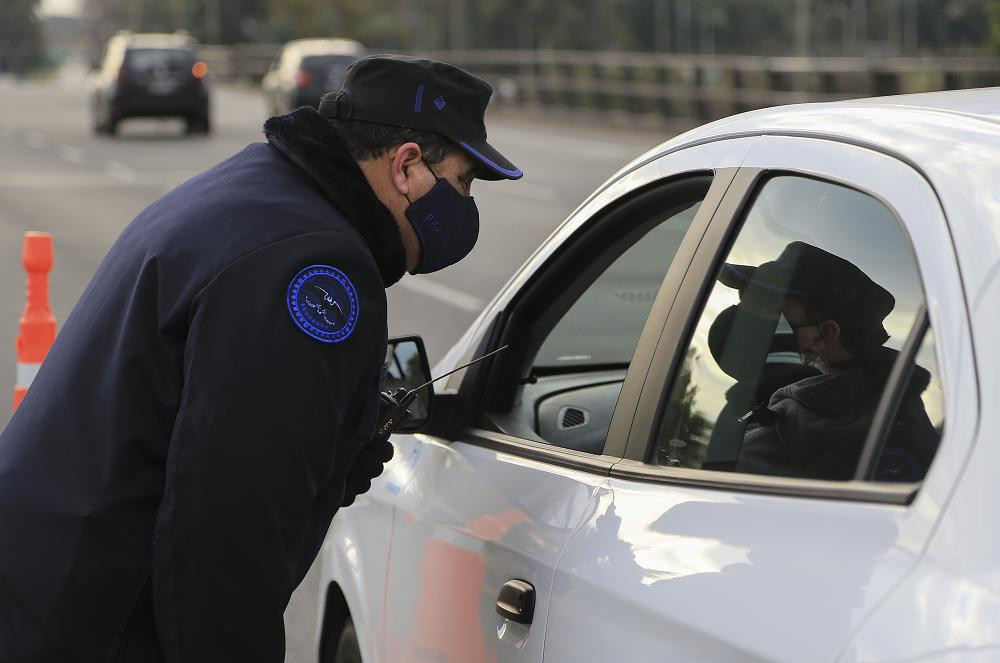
[261,38,365,116]
[315,88,998,662]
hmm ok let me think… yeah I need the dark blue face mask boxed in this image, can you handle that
[405,161,480,274]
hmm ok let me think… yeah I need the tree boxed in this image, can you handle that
[78,0,1000,57]
[659,347,710,467]
[990,1,1000,52]
[0,0,45,73]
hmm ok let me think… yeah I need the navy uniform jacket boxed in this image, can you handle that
[0,108,407,662]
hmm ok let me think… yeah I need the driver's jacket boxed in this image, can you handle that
[737,347,939,481]
[0,108,406,662]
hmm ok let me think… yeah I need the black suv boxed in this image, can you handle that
[90,31,211,136]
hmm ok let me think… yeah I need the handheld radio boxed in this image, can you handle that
[374,345,509,443]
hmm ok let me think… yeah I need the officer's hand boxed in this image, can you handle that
[341,437,394,507]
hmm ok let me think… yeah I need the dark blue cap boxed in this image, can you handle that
[318,54,522,181]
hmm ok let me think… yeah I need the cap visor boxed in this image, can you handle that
[720,261,812,299]
[457,140,523,180]
[718,263,755,290]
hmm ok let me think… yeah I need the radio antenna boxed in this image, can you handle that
[398,345,509,408]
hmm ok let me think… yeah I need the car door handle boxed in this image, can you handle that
[495,579,535,625]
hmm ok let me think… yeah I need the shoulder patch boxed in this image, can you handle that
[287,265,360,343]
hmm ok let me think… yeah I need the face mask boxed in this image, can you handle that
[404,162,480,274]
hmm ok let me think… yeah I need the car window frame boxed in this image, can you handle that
[441,168,740,475]
[102,39,124,76]
[612,135,977,506]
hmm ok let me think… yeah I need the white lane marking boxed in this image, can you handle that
[394,276,485,313]
[106,160,137,183]
[25,131,48,149]
[486,181,558,202]
[16,363,41,389]
[58,144,85,164]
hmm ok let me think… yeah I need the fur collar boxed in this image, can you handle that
[264,107,407,287]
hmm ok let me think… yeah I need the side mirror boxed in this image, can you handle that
[384,335,433,432]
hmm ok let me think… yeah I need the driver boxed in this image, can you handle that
[713,241,938,481]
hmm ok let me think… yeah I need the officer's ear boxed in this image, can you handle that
[389,142,424,198]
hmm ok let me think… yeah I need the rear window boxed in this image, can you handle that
[300,54,358,73]
[124,48,195,73]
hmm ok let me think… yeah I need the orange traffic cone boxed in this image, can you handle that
[12,232,56,412]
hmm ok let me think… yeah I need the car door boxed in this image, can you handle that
[542,135,976,662]
[378,138,760,663]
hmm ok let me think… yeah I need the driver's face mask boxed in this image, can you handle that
[404,160,480,274]
[781,314,827,372]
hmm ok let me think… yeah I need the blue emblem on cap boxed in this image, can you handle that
[287,265,359,343]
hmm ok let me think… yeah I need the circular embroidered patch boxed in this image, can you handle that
[287,265,360,343]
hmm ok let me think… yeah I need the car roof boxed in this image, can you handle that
[613,87,1000,357]
[634,87,1000,179]
[118,32,196,50]
[281,38,365,57]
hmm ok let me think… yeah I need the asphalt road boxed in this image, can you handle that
[0,67,672,661]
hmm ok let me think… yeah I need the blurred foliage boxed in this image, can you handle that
[0,0,45,73]
[989,1,1000,52]
[660,347,710,465]
[80,0,997,55]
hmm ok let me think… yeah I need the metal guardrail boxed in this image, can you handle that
[201,44,1000,122]
[200,44,278,83]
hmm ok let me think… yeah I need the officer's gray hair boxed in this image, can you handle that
[326,100,457,168]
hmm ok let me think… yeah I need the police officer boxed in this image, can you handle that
[0,55,521,662]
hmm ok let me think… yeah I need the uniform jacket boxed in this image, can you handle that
[737,347,939,481]
[0,107,406,662]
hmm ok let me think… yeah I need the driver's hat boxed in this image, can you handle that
[719,241,895,344]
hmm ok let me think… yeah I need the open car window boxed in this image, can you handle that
[534,208,699,371]
[485,176,713,454]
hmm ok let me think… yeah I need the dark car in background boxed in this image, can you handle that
[261,38,365,116]
[89,31,211,136]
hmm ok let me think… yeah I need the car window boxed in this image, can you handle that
[486,177,711,454]
[300,54,357,72]
[123,49,194,74]
[300,54,358,89]
[534,213,701,370]
[653,175,943,482]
